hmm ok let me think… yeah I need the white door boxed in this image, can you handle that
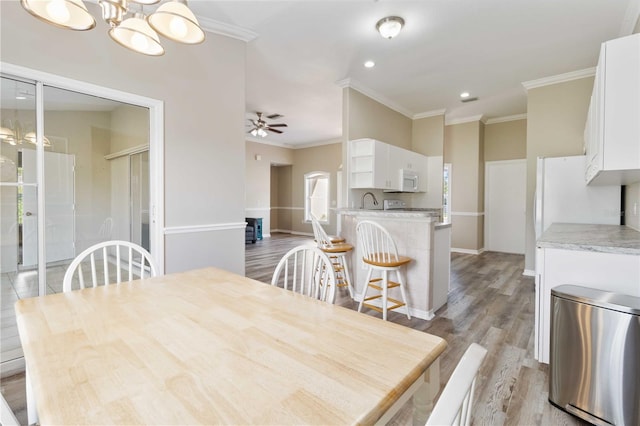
[22,150,75,267]
[485,159,526,254]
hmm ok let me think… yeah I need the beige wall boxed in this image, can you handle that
[412,115,445,208]
[110,104,149,153]
[245,141,293,236]
[412,115,445,156]
[524,76,594,271]
[291,142,343,236]
[274,165,293,232]
[444,120,485,252]
[343,88,412,149]
[484,119,527,162]
[1,1,247,274]
[247,141,341,237]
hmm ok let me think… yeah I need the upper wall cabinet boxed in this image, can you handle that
[348,138,427,191]
[585,33,640,185]
[349,138,390,189]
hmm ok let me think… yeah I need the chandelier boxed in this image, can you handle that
[20,0,205,56]
[0,120,51,147]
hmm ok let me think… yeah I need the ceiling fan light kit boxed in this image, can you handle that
[376,16,404,39]
[248,112,287,138]
[20,0,205,56]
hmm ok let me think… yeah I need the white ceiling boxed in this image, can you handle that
[190,0,639,148]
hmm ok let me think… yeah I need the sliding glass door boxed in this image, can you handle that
[0,74,154,375]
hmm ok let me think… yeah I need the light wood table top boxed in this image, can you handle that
[16,267,446,425]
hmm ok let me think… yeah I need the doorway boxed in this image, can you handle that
[485,159,526,254]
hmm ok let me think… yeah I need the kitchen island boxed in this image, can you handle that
[339,209,450,320]
[535,223,640,363]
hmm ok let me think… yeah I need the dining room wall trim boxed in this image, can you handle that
[164,222,246,235]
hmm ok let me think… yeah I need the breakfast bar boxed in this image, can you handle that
[339,209,450,320]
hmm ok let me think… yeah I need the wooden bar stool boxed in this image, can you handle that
[356,220,412,321]
[310,216,354,298]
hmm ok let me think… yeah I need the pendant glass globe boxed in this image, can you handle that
[148,1,205,44]
[21,0,96,30]
[109,15,165,56]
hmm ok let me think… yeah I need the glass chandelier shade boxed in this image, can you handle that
[20,0,205,56]
[21,0,96,30]
[109,13,165,56]
[0,122,51,147]
[148,1,205,44]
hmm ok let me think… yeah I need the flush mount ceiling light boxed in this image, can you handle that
[364,60,375,68]
[376,16,404,39]
[20,0,205,56]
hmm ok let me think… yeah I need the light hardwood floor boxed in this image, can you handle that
[1,233,586,425]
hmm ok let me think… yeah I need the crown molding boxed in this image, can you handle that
[247,136,341,150]
[619,0,640,37]
[246,136,291,148]
[336,78,414,118]
[413,109,447,120]
[445,114,485,126]
[522,67,596,91]
[198,16,258,42]
[485,113,527,124]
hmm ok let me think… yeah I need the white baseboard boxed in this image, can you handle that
[451,247,485,255]
[522,269,535,277]
[1,357,24,378]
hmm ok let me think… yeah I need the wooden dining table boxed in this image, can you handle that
[15,267,447,425]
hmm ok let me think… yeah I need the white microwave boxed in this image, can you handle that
[385,169,419,192]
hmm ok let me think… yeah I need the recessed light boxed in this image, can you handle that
[15,96,27,100]
[364,60,375,68]
[460,92,470,99]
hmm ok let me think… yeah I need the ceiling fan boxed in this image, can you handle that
[247,112,287,137]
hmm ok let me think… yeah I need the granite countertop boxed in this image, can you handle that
[537,223,640,255]
[338,208,440,220]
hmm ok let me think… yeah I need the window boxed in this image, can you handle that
[443,163,451,223]
[304,172,330,223]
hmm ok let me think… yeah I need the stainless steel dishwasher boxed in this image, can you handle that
[550,284,640,426]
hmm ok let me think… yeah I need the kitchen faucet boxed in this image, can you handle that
[361,192,379,209]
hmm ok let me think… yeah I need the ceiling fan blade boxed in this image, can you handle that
[266,113,283,120]
[267,128,283,134]
[268,123,288,127]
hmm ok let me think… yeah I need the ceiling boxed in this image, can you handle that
[189,0,639,148]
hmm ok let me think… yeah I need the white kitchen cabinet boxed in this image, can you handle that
[349,138,428,191]
[349,138,390,189]
[534,247,640,364]
[585,33,640,185]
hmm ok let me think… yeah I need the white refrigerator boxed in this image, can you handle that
[534,155,621,239]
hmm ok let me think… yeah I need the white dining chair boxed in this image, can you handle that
[356,220,412,320]
[310,215,354,297]
[271,244,338,303]
[62,240,159,292]
[1,392,19,426]
[21,241,160,425]
[426,343,488,426]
